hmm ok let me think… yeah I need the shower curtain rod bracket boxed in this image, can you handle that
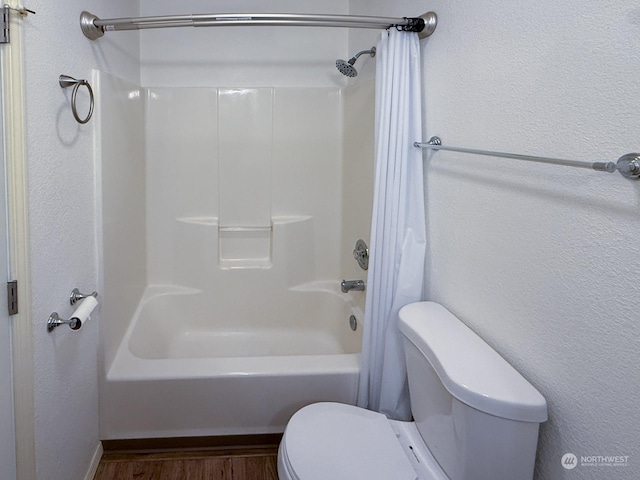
[418,12,437,39]
[80,11,103,40]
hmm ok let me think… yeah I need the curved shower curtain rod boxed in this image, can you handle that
[79,11,437,40]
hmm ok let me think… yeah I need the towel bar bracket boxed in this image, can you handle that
[616,153,640,179]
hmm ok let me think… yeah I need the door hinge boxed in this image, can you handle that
[0,5,9,44]
[7,281,17,315]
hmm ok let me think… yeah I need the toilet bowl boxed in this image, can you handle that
[278,302,547,480]
[278,402,448,480]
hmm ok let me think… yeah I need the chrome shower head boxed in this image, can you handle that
[336,46,376,77]
[336,59,358,77]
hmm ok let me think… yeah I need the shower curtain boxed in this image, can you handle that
[357,28,426,421]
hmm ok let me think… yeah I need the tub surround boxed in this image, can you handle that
[97,66,370,439]
[94,0,376,445]
[144,86,344,283]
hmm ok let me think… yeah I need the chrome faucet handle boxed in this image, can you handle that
[352,239,369,270]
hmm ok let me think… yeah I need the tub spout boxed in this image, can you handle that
[341,279,365,293]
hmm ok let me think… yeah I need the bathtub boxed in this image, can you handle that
[100,283,362,440]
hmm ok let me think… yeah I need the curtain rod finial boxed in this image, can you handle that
[80,11,104,40]
[418,12,437,39]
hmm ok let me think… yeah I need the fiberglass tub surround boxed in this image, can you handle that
[98,69,373,439]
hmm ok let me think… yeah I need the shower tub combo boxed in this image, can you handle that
[98,65,368,439]
[88,2,433,442]
[98,210,364,439]
[102,284,362,439]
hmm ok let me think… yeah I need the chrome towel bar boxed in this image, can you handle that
[414,136,640,180]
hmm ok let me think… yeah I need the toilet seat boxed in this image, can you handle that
[279,402,420,480]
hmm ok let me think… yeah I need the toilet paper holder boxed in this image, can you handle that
[47,289,99,332]
[70,288,98,305]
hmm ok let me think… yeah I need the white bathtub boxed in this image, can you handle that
[100,284,362,439]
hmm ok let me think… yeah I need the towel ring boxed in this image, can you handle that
[59,75,94,124]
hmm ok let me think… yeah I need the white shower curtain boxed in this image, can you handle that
[357,29,426,421]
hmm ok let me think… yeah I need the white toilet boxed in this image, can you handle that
[278,302,547,480]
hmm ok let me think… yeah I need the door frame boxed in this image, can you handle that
[1,5,35,479]
[0,41,16,480]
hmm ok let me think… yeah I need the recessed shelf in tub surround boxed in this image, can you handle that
[177,217,272,267]
[175,216,314,272]
[177,216,312,226]
[219,227,272,269]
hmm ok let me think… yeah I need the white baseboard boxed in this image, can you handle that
[84,443,103,480]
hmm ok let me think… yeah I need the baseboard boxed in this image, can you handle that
[102,433,283,453]
[84,443,103,480]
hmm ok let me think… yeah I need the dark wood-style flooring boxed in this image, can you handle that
[94,447,279,480]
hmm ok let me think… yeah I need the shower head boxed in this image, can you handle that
[336,59,358,77]
[336,46,376,77]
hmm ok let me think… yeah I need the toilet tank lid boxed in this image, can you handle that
[399,302,547,423]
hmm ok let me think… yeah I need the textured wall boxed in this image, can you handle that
[351,0,640,478]
[23,1,139,478]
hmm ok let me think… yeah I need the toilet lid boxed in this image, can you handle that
[282,403,418,480]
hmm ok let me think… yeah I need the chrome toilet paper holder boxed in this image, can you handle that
[47,289,99,332]
[47,312,83,332]
[70,288,98,305]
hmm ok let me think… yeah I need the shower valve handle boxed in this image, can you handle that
[352,239,369,270]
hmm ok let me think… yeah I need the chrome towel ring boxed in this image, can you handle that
[59,74,94,124]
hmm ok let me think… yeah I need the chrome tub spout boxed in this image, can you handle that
[341,279,365,293]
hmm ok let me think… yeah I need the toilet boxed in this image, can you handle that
[278,302,547,480]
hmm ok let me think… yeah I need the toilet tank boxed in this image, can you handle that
[398,302,547,480]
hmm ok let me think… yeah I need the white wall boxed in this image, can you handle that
[351,0,640,478]
[23,1,139,478]
[140,0,350,88]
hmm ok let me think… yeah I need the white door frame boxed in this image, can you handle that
[0,63,17,480]
[1,5,35,479]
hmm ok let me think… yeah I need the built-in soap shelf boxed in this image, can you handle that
[177,217,218,226]
[177,216,312,270]
[219,224,272,269]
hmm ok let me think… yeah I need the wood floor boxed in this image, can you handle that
[94,447,279,480]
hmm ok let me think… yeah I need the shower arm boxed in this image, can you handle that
[80,11,437,40]
[349,48,376,64]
